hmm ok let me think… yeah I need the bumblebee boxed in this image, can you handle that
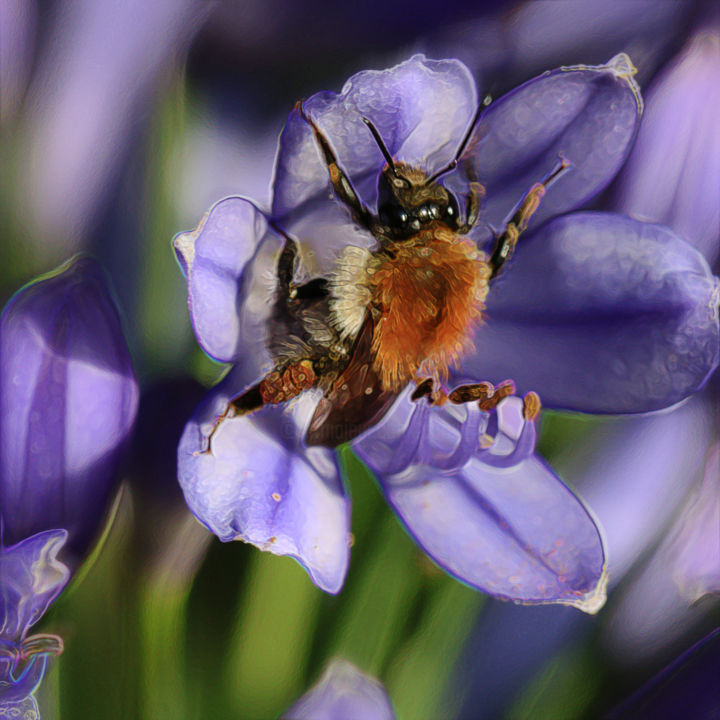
[206,102,568,449]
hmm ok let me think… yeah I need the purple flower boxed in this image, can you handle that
[0,531,68,714]
[615,25,720,266]
[14,0,207,256]
[282,659,395,720]
[175,55,719,606]
[0,256,139,713]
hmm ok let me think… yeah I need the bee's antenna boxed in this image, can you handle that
[361,117,398,176]
[424,96,490,185]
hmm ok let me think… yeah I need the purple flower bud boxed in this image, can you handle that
[0,256,139,569]
[282,660,395,720]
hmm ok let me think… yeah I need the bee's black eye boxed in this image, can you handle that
[380,205,409,228]
[444,194,460,226]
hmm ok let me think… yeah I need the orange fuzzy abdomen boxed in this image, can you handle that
[370,228,490,391]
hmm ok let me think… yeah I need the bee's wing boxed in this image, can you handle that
[455,118,491,181]
[305,313,398,448]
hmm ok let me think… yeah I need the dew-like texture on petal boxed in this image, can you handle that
[177,372,350,594]
[615,29,720,266]
[174,196,284,365]
[608,629,720,720]
[272,55,477,256]
[282,659,395,720]
[0,257,139,564]
[463,212,720,413]
[468,54,642,237]
[0,530,70,642]
[352,389,606,611]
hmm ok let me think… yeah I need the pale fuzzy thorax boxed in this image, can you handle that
[328,245,380,341]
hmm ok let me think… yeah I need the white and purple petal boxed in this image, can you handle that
[463,212,720,413]
[602,499,720,663]
[469,53,642,239]
[177,369,350,594]
[0,530,70,643]
[174,196,285,366]
[353,389,607,612]
[282,659,395,720]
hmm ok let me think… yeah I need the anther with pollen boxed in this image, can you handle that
[522,391,542,420]
[447,379,516,412]
[413,377,538,416]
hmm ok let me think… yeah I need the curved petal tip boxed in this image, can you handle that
[558,567,608,615]
[563,53,643,114]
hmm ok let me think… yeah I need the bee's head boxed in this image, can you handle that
[361,116,460,240]
[376,163,459,239]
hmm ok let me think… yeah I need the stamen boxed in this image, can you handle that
[411,377,434,402]
[522,391,542,420]
[478,380,516,412]
[449,381,494,404]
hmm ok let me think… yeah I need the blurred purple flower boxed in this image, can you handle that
[0,256,138,714]
[432,0,694,90]
[281,659,394,720]
[0,0,36,125]
[599,22,720,663]
[14,0,208,257]
[615,24,720,266]
[175,55,719,606]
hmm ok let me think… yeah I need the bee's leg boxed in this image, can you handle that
[456,168,486,234]
[489,156,571,279]
[275,231,299,294]
[296,102,379,235]
[199,360,317,454]
[413,377,541,420]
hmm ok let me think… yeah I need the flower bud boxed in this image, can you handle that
[0,256,139,569]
